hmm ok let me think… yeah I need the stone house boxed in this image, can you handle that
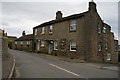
[15,31,33,51]
[33,1,118,63]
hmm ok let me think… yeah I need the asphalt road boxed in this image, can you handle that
[9,49,118,78]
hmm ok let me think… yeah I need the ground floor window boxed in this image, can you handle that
[27,41,30,45]
[54,41,58,50]
[98,44,102,51]
[107,54,111,61]
[70,41,76,51]
[41,40,45,47]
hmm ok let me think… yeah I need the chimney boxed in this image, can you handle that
[3,30,4,36]
[89,1,97,12]
[22,31,26,36]
[56,11,62,20]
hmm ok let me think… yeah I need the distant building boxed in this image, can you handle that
[15,31,33,51]
[32,1,118,63]
[7,36,17,49]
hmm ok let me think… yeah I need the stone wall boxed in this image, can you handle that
[1,36,8,58]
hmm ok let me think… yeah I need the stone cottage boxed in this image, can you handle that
[33,1,118,63]
[15,31,33,51]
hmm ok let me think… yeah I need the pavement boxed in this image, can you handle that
[38,53,118,71]
[9,49,118,78]
[2,53,15,78]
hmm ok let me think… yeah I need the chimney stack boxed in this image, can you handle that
[22,31,26,36]
[89,1,97,12]
[56,11,62,20]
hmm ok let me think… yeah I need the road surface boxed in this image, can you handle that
[9,49,118,78]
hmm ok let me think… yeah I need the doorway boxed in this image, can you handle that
[48,41,53,54]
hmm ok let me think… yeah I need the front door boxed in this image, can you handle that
[48,43,53,54]
[37,41,40,51]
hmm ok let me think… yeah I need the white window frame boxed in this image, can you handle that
[35,29,37,35]
[41,27,45,34]
[41,40,45,47]
[15,42,17,45]
[27,41,30,45]
[98,44,102,51]
[105,42,108,50]
[70,20,77,31]
[107,54,111,61]
[98,24,101,33]
[21,41,23,45]
[54,41,58,50]
[103,27,106,33]
[49,25,53,34]
[70,41,77,51]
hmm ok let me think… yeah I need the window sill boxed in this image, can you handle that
[41,33,45,35]
[70,50,76,52]
[49,33,53,35]
[70,30,76,32]
[54,49,58,50]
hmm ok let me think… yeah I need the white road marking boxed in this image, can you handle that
[49,63,80,77]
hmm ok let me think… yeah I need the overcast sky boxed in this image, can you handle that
[0,0,119,42]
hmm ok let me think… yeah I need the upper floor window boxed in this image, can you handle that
[70,20,77,31]
[35,29,37,35]
[103,27,106,33]
[97,24,101,33]
[54,41,58,50]
[41,40,45,47]
[70,41,77,51]
[41,27,45,34]
[49,25,53,34]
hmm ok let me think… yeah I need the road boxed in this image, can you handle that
[9,49,118,78]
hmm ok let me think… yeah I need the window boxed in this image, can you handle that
[54,41,58,50]
[27,41,30,45]
[41,27,45,34]
[20,41,23,45]
[105,42,108,50]
[103,27,106,33]
[107,54,111,61]
[49,25,53,34]
[97,24,101,33]
[98,44,102,51]
[35,29,37,35]
[70,41,77,51]
[41,40,45,47]
[70,20,77,31]
[15,42,17,44]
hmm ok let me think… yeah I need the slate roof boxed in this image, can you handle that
[7,36,17,39]
[33,11,88,29]
[15,34,33,41]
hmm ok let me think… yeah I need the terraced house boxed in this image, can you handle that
[15,31,33,51]
[33,1,118,63]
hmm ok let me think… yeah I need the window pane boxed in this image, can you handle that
[70,41,76,51]
[49,25,53,33]
[41,27,45,34]
[98,24,101,33]
[41,40,44,47]
[70,20,76,31]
